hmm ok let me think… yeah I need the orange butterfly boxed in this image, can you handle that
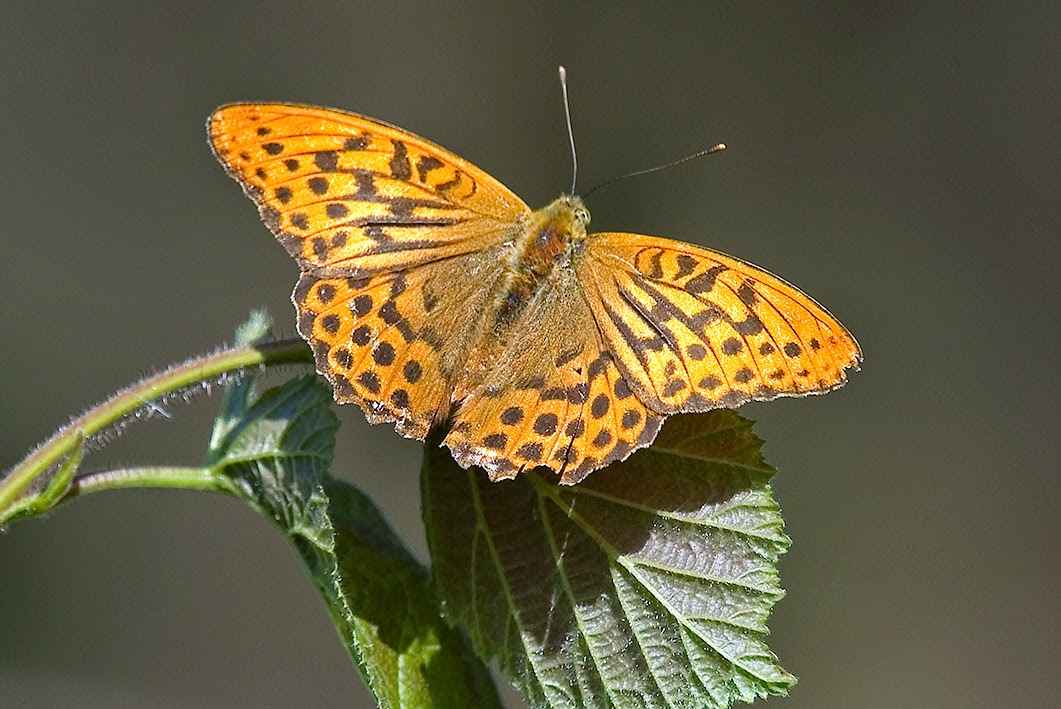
[209,103,860,484]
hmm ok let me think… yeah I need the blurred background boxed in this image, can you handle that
[1,2,1057,707]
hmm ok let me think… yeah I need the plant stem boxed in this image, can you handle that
[0,338,310,517]
[67,466,225,498]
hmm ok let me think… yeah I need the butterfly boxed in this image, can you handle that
[209,103,861,484]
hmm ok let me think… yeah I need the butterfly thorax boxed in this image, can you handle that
[492,195,590,328]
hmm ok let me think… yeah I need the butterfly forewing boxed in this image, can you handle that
[209,103,530,277]
[580,233,861,412]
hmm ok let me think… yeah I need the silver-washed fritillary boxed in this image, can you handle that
[209,103,860,484]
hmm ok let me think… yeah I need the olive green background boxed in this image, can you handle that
[1,2,1057,707]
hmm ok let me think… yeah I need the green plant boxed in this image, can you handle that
[1,312,795,708]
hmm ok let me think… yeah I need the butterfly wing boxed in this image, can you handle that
[294,247,509,439]
[579,232,861,414]
[209,103,530,277]
[445,266,663,485]
[210,103,531,437]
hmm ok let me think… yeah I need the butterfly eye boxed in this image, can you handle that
[575,208,590,226]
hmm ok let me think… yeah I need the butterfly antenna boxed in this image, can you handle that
[580,142,727,199]
[559,66,578,195]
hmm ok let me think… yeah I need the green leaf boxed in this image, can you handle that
[206,309,274,463]
[423,409,795,709]
[212,374,500,708]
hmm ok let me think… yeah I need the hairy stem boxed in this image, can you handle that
[0,338,310,520]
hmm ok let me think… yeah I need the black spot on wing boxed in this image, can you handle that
[676,254,696,278]
[592,430,613,448]
[403,360,422,383]
[501,407,524,425]
[351,326,372,346]
[389,140,412,180]
[358,371,380,393]
[391,389,410,409]
[517,442,543,462]
[737,281,758,307]
[534,413,558,436]
[315,151,338,171]
[326,203,349,219]
[721,337,743,356]
[321,314,340,334]
[416,155,445,182]
[684,265,727,294]
[311,238,327,262]
[646,249,664,279]
[591,394,610,418]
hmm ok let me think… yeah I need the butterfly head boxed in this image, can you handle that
[534,194,590,242]
[558,194,591,231]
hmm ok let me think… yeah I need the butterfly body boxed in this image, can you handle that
[491,196,587,328]
[210,103,861,484]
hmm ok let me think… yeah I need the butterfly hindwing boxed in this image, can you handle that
[209,103,530,277]
[294,245,510,439]
[445,269,662,484]
[580,233,862,413]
